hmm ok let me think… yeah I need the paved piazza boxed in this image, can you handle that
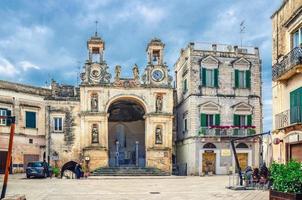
[1,174,268,200]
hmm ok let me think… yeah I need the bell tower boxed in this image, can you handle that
[143,38,172,87]
[147,38,165,65]
[80,27,111,85]
[87,32,105,63]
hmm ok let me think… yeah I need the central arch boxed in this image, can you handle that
[107,96,146,167]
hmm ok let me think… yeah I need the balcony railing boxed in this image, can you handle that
[198,127,256,137]
[272,47,302,81]
[275,106,302,129]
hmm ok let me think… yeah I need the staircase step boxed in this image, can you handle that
[91,167,170,176]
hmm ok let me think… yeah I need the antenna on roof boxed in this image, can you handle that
[240,20,246,47]
[95,20,98,36]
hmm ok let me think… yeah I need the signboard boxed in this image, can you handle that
[221,149,231,157]
[204,150,214,153]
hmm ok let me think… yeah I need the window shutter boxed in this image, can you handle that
[200,113,207,127]
[246,70,251,88]
[215,114,220,126]
[202,68,206,86]
[6,110,11,126]
[26,112,36,128]
[214,68,219,87]
[247,115,252,126]
[234,70,239,88]
[233,114,239,126]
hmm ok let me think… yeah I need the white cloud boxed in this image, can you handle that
[0,57,20,77]
[18,61,40,71]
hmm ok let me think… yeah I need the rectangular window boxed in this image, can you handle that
[25,111,36,128]
[0,109,7,126]
[200,113,220,127]
[235,70,251,89]
[183,118,188,132]
[183,79,188,93]
[234,114,252,126]
[202,68,218,87]
[292,27,302,48]
[54,117,63,132]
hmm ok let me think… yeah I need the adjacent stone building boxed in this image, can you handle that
[0,34,174,174]
[174,42,262,175]
[271,0,302,163]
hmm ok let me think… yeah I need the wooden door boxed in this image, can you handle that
[290,143,302,162]
[237,153,248,170]
[202,152,216,174]
[23,154,40,170]
[0,151,7,174]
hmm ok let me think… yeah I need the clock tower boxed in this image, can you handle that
[142,38,172,87]
[80,32,111,85]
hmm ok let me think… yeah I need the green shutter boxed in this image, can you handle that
[234,70,239,88]
[6,110,11,126]
[247,115,252,126]
[215,114,220,125]
[202,68,206,86]
[246,70,251,88]
[214,69,219,87]
[233,114,240,126]
[26,111,36,128]
[200,113,207,127]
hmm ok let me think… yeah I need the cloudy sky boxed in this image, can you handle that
[0,0,282,131]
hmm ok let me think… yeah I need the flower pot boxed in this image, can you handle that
[270,190,302,200]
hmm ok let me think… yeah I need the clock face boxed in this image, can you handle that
[152,69,164,82]
[90,68,101,81]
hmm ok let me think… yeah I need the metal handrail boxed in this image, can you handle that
[198,127,256,137]
[272,47,302,81]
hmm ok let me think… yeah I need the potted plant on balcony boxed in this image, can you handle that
[269,161,302,200]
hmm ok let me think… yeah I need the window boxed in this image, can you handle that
[183,118,188,133]
[290,87,302,124]
[0,109,7,126]
[233,114,252,126]
[53,117,63,132]
[235,70,251,89]
[29,139,33,144]
[292,27,302,48]
[201,68,218,87]
[200,114,220,127]
[25,111,36,128]
[183,79,188,93]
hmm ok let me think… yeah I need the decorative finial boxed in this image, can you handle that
[95,20,98,36]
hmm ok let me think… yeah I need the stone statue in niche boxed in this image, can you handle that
[155,126,163,144]
[91,124,99,144]
[132,64,140,81]
[115,65,121,81]
[155,95,163,112]
[91,94,98,112]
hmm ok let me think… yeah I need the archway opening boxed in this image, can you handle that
[107,98,145,167]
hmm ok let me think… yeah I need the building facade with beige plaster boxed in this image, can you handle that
[271,0,302,163]
[174,42,262,175]
[0,34,174,174]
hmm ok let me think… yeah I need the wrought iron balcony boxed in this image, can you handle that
[272,47,302,81]
[198,127,256,137]
[275,106,302,129]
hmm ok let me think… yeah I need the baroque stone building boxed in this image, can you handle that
[271,0,302,163]
[0,34,174,174]
[174,43,262,175]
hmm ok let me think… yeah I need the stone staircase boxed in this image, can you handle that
[91,167,170,176]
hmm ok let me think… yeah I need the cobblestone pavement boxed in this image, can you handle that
[0,174,268,200]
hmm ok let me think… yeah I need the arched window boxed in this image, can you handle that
[203,143,216,149]
[236,143,249,148]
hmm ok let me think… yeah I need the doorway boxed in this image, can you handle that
[107,98,145,167]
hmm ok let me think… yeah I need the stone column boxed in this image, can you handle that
[135,141,139,167]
